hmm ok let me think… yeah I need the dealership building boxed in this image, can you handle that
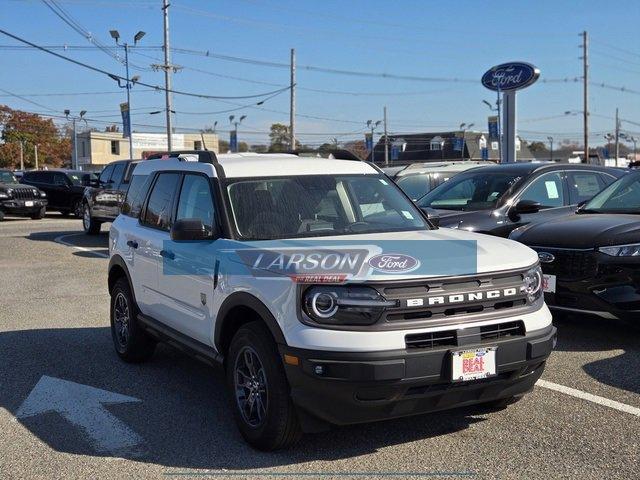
[75,131,219,169]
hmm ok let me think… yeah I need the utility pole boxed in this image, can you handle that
[615,107,620,161]
[162,0,173,151]
[582,31,589,164]
[19,140,24,171]
[65,110,86,170]
[547,136,554,162]
[290,48,296,150]
[366,120,381,164]
[34,144,38,170]
[383,106,389,166]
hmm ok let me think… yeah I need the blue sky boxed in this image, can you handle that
[1,0,639,147]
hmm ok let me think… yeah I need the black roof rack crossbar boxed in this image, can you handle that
[146,150,219,165]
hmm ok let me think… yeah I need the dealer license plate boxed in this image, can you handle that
[452,347,497,382]
[24,201,34,207]
[543,274,556,293]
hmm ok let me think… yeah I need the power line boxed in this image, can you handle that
[0,28,292,101]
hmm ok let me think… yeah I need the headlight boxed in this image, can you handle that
[599,244,640,257]
[0,192,8,199]
[39,190,46,197]
[302,285,397,326]
[521,265,542,303]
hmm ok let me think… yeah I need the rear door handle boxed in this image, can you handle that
[127,240,138,249]
[160,249,175,260]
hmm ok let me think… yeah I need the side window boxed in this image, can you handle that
[122,162,137,185]
[53,173,69,186]
[41,172,54,184]
[519,172,565,208]
[110,163,126,189]
[122,174,151,218]
[99,165,114,185]
[567,171,606,204]
[176,174,215,231]
[141,173,180,231]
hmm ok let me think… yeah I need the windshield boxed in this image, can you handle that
[0,171,18,184]
[66,173,84,186]
[227,174,429,240]
[583,172,640,213]
[417,171,521,211]
[397,174,432,200]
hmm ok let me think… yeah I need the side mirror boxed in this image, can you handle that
[575,200,587,212]
[420,206,440,227]
[512,199,541,215]
[170,218,214,241]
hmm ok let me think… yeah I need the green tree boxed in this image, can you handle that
[268,123,291,152]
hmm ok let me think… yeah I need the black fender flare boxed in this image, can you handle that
[108,254,137,304]
[214,292,287,352]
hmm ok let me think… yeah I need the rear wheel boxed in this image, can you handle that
[110,277,156,363]
[30,207,46,220]
[83,203,101,234]
[226,322,302,450]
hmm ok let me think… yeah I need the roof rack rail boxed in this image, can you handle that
[146,150,219,165]
[287,149,364,162]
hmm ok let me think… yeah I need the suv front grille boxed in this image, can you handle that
[12,188,38,200]
[370,269,531,329]
[531,247,596,281]
[405,320,525,349]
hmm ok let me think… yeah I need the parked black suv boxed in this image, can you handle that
[0,169,47,220]
[21,169,89,217]
[416,163,624,237]
[82,160,138,234]
[510,170,640,324]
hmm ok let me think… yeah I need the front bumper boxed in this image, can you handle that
[281,324,556,426]
[543,254,640,321]
[0,198,47,214]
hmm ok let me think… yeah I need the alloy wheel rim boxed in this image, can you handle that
[83,205,90,230]
[113,292,130,348]
[234,346,268,427]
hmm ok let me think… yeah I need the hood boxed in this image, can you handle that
[0,183,37,192]
[213,228,538,282]
[434,209,492,230]
[512,213,640,249]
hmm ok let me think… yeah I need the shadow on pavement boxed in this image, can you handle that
[27,230,109,251]
[0,327,484,469]
[552,312,640,395]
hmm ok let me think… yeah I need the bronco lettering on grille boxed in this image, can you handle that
[405,287,518,308]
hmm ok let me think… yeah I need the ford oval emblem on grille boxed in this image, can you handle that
[538,252,555,264]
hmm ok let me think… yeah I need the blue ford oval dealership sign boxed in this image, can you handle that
[481,62,540,92]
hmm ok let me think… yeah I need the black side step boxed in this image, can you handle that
[137,313,223,366]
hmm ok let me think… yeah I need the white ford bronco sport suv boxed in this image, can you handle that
[108,150,556,450]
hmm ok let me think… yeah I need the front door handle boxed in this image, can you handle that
[126,240,138,249]
[160,249,175,260]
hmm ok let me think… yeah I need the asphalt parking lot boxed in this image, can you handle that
[0,215,638,479]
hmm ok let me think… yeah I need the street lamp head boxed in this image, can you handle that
[482,100,492,108]
[375,120,382,127]
[240,115,247,122]
[109,30,120,42]
[131,75,140,84]
[468,123,475,129]
[64,109,70,118]
[459,123,465,129]
[134,31,146,44]
[366,120,372,128]
[79,110,87,118]
[229,115,235,124]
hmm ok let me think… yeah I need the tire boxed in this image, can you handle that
[110,277,156,363]
[82,203,101,234]
[30,206,46,220]
[226,321,302,450]
[0,211,4,221]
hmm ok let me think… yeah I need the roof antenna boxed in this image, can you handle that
[200,131,208,151]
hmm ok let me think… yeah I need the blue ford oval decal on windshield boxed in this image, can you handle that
[482,62,540,92]
[368,253,420,273]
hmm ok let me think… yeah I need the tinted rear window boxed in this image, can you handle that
[122,174,151,218]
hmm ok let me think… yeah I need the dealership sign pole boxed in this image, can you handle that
[482,62,540,163]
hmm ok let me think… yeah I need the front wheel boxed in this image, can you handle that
[30,206,46,220]
[82,203,101,234]
[226,322,302,450]
[110,277,156,363]
[73,200,83,218]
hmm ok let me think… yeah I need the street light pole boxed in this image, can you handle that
[65,110,86,170]
[547,136,554,162]
[366,120,382,164]
[482,98,501,162]
[459,122,474,161]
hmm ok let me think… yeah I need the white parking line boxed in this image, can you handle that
[537,379,640,418]
[54,233,108,258]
